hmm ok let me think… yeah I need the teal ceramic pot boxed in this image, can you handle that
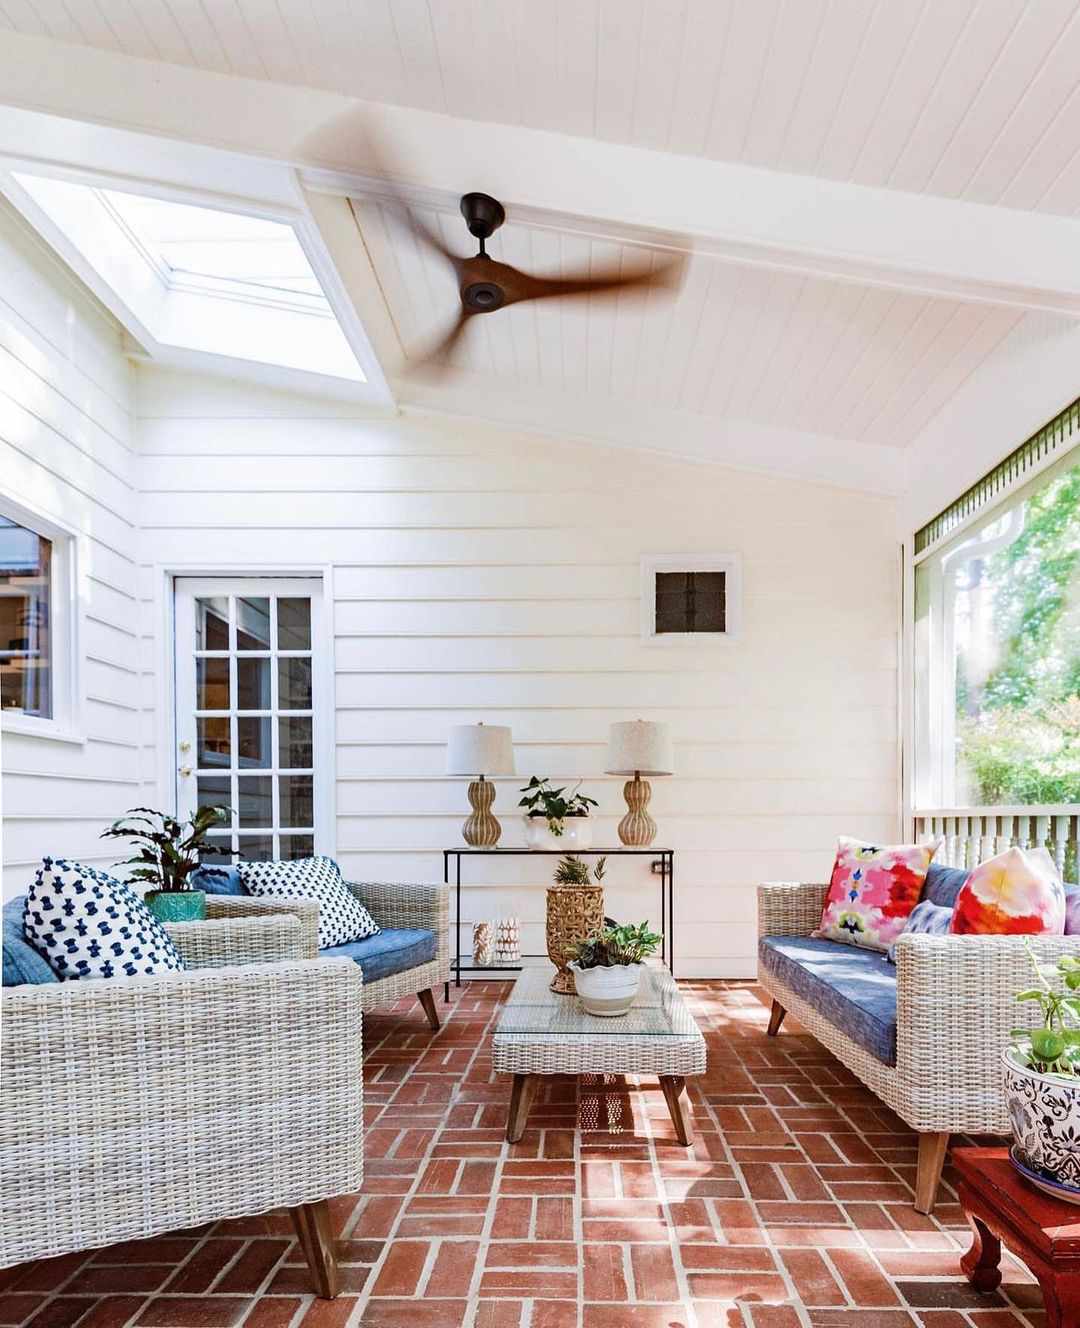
[145,890,207,923]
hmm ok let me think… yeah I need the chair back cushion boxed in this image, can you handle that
[23,859,186,980]
[239,855,379,949]
[950,845,1065,936]
[886,899,953,963]
[920,862,970,909]
[3,896,59,986]
[191,864,248,896]
[813,837,935,953]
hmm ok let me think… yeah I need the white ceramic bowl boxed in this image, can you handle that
[569,961,643,1017]
[523,815,593,851]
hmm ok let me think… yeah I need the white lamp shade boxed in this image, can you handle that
[605,720,673,776]
[446,723,515,776]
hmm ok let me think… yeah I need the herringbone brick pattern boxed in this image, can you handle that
[0,981,1046,1327]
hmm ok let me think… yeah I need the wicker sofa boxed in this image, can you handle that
[0,902,364,1293]
[198,873,450,1029]
[758,870,1080,1214]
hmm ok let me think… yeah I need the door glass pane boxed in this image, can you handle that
[200,833,233,863]
[0,517,52,718]
[279,716,313,768]
[279,834,314,861]
[197,775,230,809]
[237,656,271,710]
[196,657,229,710]
[237,597,271,650]
[237,833,273,861]
[278,598,311,650]
[280,775,313,827]
[196,717,230,767]
[279,656,312,710]
[237,716,272,767]
[196,597,229,651]
[237,776,273,828]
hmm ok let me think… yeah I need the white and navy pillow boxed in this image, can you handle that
[24,858,186,981]
[239,856,379,949]
[886,899,953,964]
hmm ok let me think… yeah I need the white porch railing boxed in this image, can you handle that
[913,806,1080,879]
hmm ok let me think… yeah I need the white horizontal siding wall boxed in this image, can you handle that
[0,201,142,897]
[136,367,900,977]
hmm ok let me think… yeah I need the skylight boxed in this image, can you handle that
[7,174,365,384]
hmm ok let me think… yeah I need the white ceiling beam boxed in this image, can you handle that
[3,33,1080,316]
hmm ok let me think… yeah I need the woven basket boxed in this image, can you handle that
[546,884,604,994]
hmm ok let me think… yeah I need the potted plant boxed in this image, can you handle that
[1004,945,1080,1202]
[546,855,606,994]
[566,921,663,1017]
[102,804,230,922]
[519,776,599,849]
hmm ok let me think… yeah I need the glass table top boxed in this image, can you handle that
[494,965,701,1038]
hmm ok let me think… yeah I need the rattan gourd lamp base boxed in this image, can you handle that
[462,776,501,847]
[617,774,657,846]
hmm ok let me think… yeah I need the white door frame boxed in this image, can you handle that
[161,567,335,857]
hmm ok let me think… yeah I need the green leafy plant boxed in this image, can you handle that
[101,805,230,893]
[1010,942,1080,1076]
[553,854,606,886]
[566,921,662,970]
[518,776,599,835]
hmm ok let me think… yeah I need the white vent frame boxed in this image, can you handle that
[640,552,742,646]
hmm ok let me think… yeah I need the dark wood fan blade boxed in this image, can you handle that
[500,252,684,308]
[407,309,472,376]
[349,194,462,277]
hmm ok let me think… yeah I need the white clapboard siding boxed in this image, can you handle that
[0,202,144,898]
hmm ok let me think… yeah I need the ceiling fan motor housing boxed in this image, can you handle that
[460,192,506,240]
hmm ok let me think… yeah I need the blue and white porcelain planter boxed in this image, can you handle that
[1004,1048,1080,1203]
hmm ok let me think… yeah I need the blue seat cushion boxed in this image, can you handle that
[920,862,969,909]
[322,927,436,984]
[191,865,248,896]
[759,934,897,1066]
[3,895,59,987]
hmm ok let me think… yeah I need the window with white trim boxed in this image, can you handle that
[0,515,52,719]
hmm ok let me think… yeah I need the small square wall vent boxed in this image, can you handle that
[641,554,741,644]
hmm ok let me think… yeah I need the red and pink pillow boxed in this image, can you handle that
[814,837,935,953]
[950,846,1064,936]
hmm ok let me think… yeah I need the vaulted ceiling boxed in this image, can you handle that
[4,2,1080,492]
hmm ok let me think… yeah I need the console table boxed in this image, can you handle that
[442,846,675,991]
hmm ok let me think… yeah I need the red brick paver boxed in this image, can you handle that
[3,982,1044,1327]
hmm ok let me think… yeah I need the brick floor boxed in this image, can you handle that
[1,981,1047,1327]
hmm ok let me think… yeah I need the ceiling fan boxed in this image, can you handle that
[354,187,684,374]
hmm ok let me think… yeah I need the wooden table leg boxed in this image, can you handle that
[1039,1271,1080,1328]
[960,1213,1002,1294]
[290,1199,340,1299]
[659,1075,695,1146]
[506,1073,537,1143]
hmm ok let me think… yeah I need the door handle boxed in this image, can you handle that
[178,766,192,778]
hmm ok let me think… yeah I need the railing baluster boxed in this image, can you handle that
[1054,815,1070,879]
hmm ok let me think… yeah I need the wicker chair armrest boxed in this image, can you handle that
[205,894,319,957]
[165,916,305,968]
[345,880,448,936]
[895,932,1080,1083]
[757,882,829,937]
[0,959,363,1266]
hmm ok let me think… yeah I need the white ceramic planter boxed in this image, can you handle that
[523,815,593,851]
[1004,1047,1080,1201]
[569,961,643,1017]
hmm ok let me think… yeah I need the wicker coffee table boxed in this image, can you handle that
[492,965,707,1145]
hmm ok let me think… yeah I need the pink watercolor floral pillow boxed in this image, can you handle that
[813,837,936,953]
[950,846,1064,936]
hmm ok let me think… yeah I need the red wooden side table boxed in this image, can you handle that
[955,1146,1080,1328]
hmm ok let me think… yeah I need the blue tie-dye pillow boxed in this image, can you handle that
[886,899,953,964]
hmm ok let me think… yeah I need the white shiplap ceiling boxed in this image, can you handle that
[9,0,1080,216]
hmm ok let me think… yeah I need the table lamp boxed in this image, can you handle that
[605,720,673,846]
[446,723,515,846]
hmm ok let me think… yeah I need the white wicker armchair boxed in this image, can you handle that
[206,880,450,1029]
[0,913,364,1296]
[758,880,1080,1213]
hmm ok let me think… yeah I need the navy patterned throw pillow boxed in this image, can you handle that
[239,855,379,949]
[23,858,186,981]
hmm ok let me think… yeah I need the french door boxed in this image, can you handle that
[174,578,326,863]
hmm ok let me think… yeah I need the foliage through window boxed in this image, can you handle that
[0,516,52,718]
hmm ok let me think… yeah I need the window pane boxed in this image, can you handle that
[279,834,314,861]
[278,597,311,650]
[279,774,313,827]
[196,597,229,650]
[237,833,273,862]
[237,597,271,650]
[237,716,272,767]
[237,656,270,710]
[279,716,313,768]
[0,517,52,718]
[196,775,230,811]
[196,657,230,710]
[237,775,273,828]
[278,656,312,710]
[655,570,726,633]
[196,716,230,767]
